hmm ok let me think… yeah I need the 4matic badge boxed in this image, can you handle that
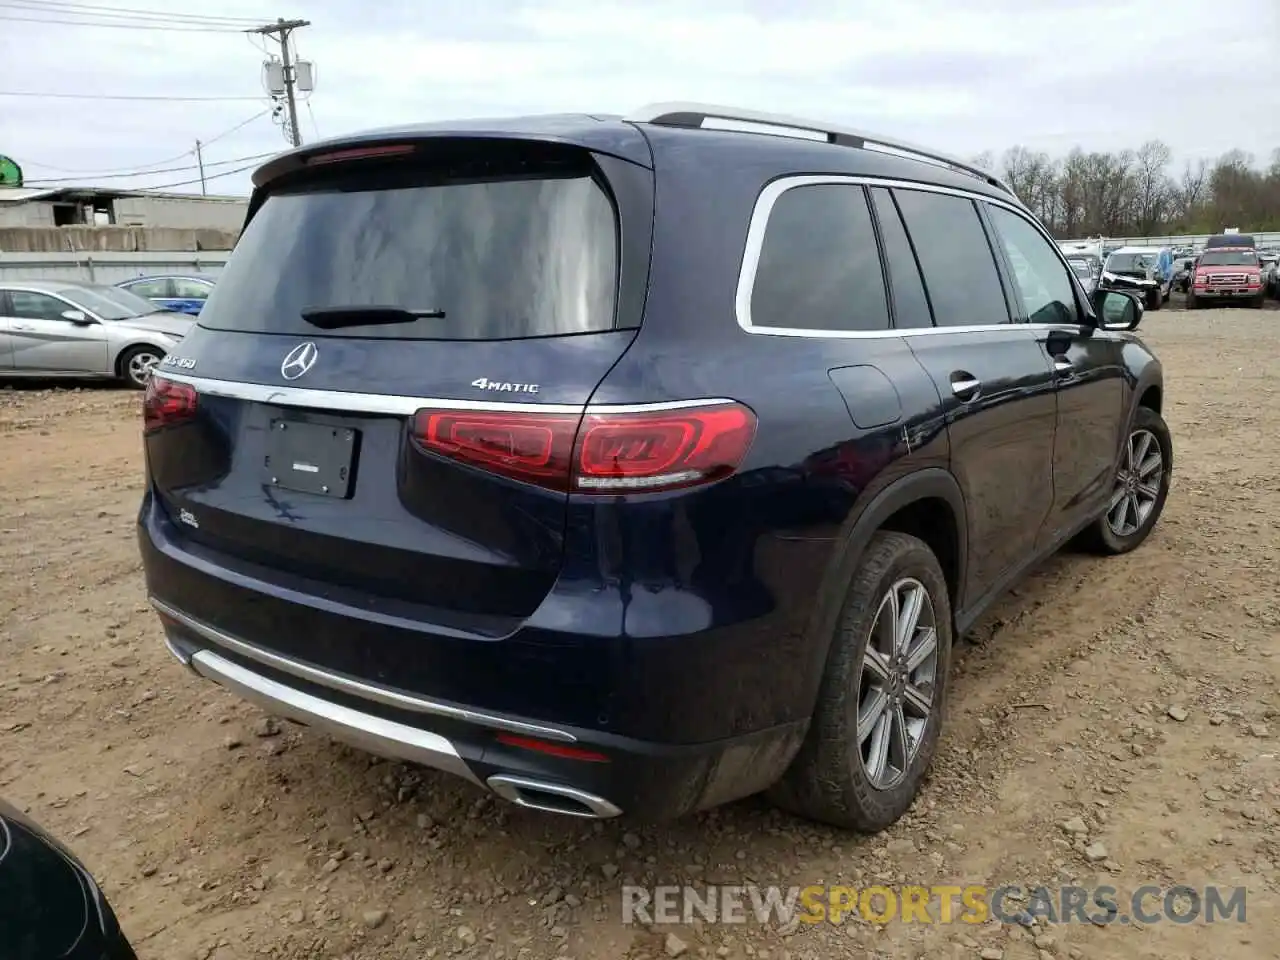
[471,377,539,394]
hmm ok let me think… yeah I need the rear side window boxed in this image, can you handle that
[199,154,619,340]
[750,183,889,333]
[869,188,933,329]
[893,189,1010,327]
[125,278,171,299]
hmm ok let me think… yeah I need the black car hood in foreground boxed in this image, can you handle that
[0,799,136,959]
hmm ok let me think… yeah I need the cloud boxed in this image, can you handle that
[2,0,1277,197]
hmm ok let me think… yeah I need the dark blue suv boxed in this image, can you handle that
[138,103,1172,832]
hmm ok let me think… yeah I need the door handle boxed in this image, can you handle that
[12,324,32,331]
[1053,358,1074,374]
[949,372,982,401]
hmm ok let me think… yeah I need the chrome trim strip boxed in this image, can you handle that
[733,174,1090,340]
[486,774,622,819]
[154,371,735,418]
[150,598,577,743]
[189,649,482,785]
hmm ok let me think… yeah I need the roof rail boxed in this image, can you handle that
[625,101,1015,198]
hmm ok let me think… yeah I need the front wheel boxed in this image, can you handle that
[1146,289,1163,311]
[1081,406,1173,555]
[119,345,163,389]
[768,531,953,832]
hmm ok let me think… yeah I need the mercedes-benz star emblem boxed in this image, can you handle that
[280,342,318,380]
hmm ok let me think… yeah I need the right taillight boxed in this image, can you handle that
[411,402,756,494]
[143,375,198,433]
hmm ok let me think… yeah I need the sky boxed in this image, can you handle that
[1,0,1278,198]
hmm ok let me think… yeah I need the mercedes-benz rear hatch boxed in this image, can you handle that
[140,133,654,663]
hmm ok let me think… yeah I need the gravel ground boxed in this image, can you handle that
[2,303,1278,960]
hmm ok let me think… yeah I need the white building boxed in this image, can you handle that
[0,186,248,231]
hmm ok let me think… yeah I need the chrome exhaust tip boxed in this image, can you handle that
[486,774,622,819]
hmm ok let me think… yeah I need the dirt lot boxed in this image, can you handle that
[3,303,1279,960]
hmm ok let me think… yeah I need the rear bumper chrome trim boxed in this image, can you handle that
[188,648,481,785]
[150,597,578,743]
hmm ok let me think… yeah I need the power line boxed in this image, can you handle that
[15,109,272,176]
[1,1,259,23]
[24,152,275,185]
[0,12,246,31]
[131,160,262,192]
[0,89,261,102]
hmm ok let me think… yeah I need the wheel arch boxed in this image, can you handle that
[797,468,968,714]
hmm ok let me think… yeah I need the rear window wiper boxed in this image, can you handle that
[301,305,446,329]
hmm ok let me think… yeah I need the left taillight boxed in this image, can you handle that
[410,402,757,494]
[143,375,198,433]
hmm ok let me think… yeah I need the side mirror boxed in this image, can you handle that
[1092,290,1143,331]
[60,309,92,325]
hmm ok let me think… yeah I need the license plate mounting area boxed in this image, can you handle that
[263,417,357,498]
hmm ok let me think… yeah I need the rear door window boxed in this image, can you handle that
[125,279,172,299]
[749,183,890,333]
[199,155,619,340]
[869,188,933,329]
[171,278,212,299]
[892,189,1011,327]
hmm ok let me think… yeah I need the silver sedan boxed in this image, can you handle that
[0,281,193,388]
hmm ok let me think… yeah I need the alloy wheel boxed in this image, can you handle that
[856,577,939,790]
[1107,428,1163,537]
[128,351,160,386]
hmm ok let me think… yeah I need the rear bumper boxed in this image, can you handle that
[154,596,805,820]
[139,490,813,821]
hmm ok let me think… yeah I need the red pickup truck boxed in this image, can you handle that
[1187,247,1265,308]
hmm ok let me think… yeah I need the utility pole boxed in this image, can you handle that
[194,139,206,195]
[248,17,311,148]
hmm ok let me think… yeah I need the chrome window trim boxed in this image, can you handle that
[734,174,1091,339]
[156,370,736,418]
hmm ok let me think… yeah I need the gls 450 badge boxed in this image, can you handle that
[471,378,539,394]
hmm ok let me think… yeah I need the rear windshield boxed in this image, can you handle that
[1199,250,1258,266]
[1106,253,1155,273]
[199,154,619,340]
[1205,235,1254,248]
[1067,259,1094,277]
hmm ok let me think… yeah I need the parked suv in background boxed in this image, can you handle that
[1101,246,1174,310]
[138,103,1171,832]
[1188,247,1266,308]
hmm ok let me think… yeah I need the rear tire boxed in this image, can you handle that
[1147,289,1163,311]
[1079,406,1172,555]
[767,531,953,832]
[119,345,163,389]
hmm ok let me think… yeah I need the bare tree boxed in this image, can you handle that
[1132,141,1173,236]
[1176,159,1208,223]
[986,141,1280,237]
